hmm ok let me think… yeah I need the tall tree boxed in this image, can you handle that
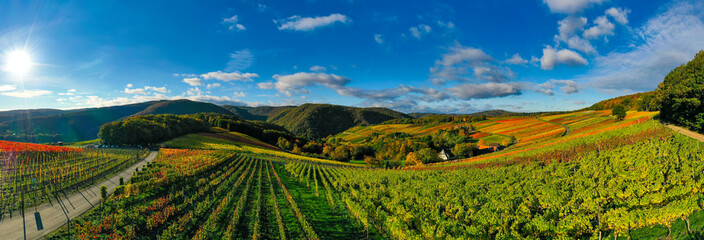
[655,50,704,132]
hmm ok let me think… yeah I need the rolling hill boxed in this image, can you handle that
[134,99,234,116]
[0,109,75,123]
[268,103,412,139]
[0,99,236,142]
[222,105,295,121]
[586,91,654,111]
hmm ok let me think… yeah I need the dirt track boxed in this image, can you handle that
[666,124,704,142]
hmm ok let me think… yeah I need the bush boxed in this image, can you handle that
[417,148,439,164]
[612,105,627,121]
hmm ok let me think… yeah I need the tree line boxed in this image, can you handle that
[99,114,209,146]
[99,113,297,146]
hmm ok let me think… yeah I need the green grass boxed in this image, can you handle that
[348,159,367,166]
[163,133,246,150]
[479,134,510,144]
[273,162,384,239]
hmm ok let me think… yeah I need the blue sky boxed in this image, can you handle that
[0,0,702,113]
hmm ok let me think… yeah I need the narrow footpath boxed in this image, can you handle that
[666,124,704,142]
[0,151,158,240]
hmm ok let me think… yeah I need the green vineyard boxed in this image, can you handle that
[0,148,148,220]
[47,149,377,239]
[41,118,704,239]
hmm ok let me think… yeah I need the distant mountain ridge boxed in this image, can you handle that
[267,103,412,139]
[134,99,235,116]
[222,105,295,121]
[0,99,235,142]
[0,109,77,123]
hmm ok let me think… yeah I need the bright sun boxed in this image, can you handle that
[5,50,32,75]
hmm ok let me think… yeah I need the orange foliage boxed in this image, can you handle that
[0,140,83,153]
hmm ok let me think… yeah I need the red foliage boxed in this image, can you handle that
[0,140,83,153]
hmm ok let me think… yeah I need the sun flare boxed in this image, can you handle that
[4,50,32,76]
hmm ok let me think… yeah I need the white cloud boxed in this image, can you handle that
[535,79,580,95]
[257,82,275,89]
[172,73,197,78]
[374,34,383,44]
[126,83,133,88]
[73,91,249,108]
[233,91,246,98]
[223,15,246,31]
[437,21,455,29]
[409,24,432,39]
[183,77,203,86]
[606,7,630,25]
[200,71,259,81]
[1,89,52,98]
[506,53,528,65]
[429,45,515,85]
[535,82,556,95]
[309,65,326,72]
[554,16,596,53]
[587,0,704,92]
[124,87,146,94]
[277,13,351,31]
[583,16,615,39]
[0,84,16,91]
[125,85,168,94]
[145,86,167,93]
[263,72,351,96]
[446,82,524,100]
[557,80,580,94]
[336,85,449,102]
[226,49,253,71]
[58,89,77,96]
[543,0,609,14]
[206,83,221,89]
[540,46,588,70]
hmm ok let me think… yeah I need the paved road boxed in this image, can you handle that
[0,151,158,240]
[666,124,704,142]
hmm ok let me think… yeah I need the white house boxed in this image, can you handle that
[438,149,450,161]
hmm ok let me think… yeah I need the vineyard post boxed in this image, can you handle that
[21,192,26,240]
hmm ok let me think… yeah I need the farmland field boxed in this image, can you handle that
[0,141,148,220]
[39,111,704,239]
[334,110,637,151]
[2,1,703,239]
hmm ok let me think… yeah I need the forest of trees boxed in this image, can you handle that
[187,112,295,145]
[99,113,298,146]
[99,114,209,146]
[656,50,704,133]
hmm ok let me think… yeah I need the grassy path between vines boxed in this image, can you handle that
[272,162,384,239]
[0,151,157,240]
